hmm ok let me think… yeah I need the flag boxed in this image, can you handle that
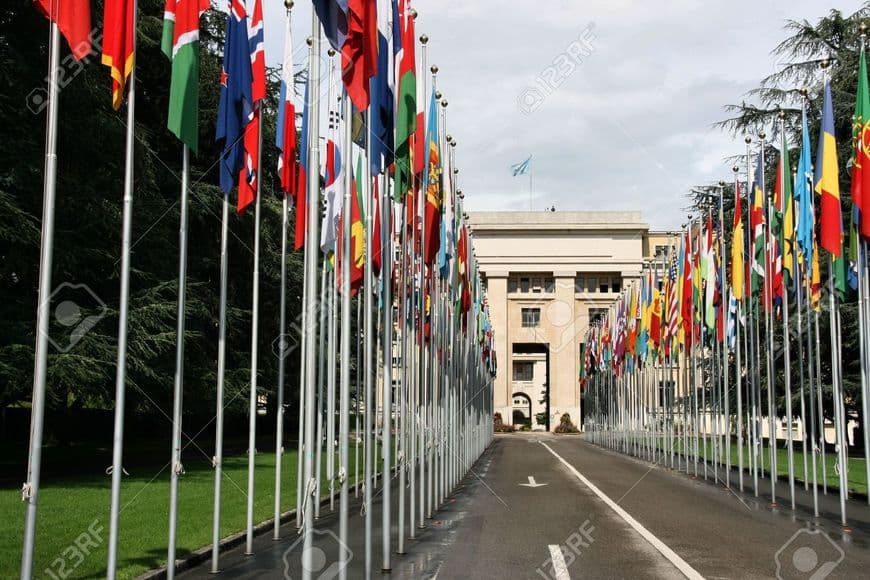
[216,0,254,192]
[511,155,531,177]
[394,0,416,201]
[368,0,395,174]
[313,0,349,51]
[780,131,795,288]
[702,213,715,331]
[276,9,297,196]
[853,47,870,239]
[666,249,679,353]
[236,0,265,214]
[295,78,311,250]
[342,0,378,111]
[350,155,366,294]
[795,107,814,271]
[815,79,842,257]
[102,0,135,110]
[372,179,383,276]
[750,153,766,294]
[680,230,693,349]
[321,110,344,253]
[422,88,442,266]
[731,181,745,301]
[162,0,208,151]
[35,0,92,61]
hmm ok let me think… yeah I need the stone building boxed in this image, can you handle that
[467,211,672,431]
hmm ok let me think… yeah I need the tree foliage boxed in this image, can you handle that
[0,1,307,442]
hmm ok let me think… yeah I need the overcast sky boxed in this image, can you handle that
[263,0,864,231]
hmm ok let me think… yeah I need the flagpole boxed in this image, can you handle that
[778,112,796,510]
[107,2,138,574]
[315,263,327,521]
[167,144,191,580]
[20,20,62,578]
[857,27,870,504]
[207,153,232,575]
[719,180,731,488]
[733,166,745,492]
[529,155,533,211]
[418,32,429,533]
[273,182,290,538]
[382,172,394,571]
[363,91,375,580]
[301,21,323,579]
[338,87,352,580]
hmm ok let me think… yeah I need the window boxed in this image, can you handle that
[513,362,534,381]
[598,280,609,293]
[611,279,622,293]
[586,277,598,293]
[575,273,622,294]
[521,308,540,327]
[574,277,584,293]
[589,308,608,324]
[509,274,555,294]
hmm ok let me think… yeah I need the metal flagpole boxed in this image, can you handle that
[356,297,362,498]
[167,145,191,580]
[363,100,375,580]
[20,20,62,578]
[719,181,731,488]
[301,22,323,579]
[382,171,394,571]
[245,113,264,555]
[338,89,352,580]
[418,33,429,532]
[273,185,290,538]
[759,130,778,505]
[828,253,848,526]
[212,198,231,567]
[315,264,328,520]
[778,112,796,510]
[107,3,138,573]
[858,29,870,504]
[328,267,337,512]
[733,167,745,492]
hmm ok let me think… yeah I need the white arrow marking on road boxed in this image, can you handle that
[548,545,571,580]
[519,476,548,488]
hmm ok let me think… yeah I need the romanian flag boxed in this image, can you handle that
[731,181,745,301]
[102,0,135,110]
[815,79,842,257]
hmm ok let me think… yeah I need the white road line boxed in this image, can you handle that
[540,442,705,580]
[548,544,571,580]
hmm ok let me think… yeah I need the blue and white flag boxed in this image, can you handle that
[511,155,532,177]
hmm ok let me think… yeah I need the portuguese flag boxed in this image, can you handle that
[395,0,416,201]
[162,0,208,152]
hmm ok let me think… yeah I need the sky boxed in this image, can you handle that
[263,0,865,231]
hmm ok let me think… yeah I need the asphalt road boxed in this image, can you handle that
[180,434,870,579]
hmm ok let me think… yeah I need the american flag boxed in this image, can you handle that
[666,251,679,345]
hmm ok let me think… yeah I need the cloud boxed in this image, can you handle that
[262,0,864,230]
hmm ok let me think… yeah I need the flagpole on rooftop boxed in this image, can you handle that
[106,1,138,576]
[20,19,62,580]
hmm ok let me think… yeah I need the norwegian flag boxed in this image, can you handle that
[237,0,266,214]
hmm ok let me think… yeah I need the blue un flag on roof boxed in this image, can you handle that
[511,155,532,177]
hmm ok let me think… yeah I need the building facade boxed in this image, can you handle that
[468,211,669,431]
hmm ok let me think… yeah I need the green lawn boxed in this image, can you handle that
[0,442,376,579]
[635,434,869,495]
